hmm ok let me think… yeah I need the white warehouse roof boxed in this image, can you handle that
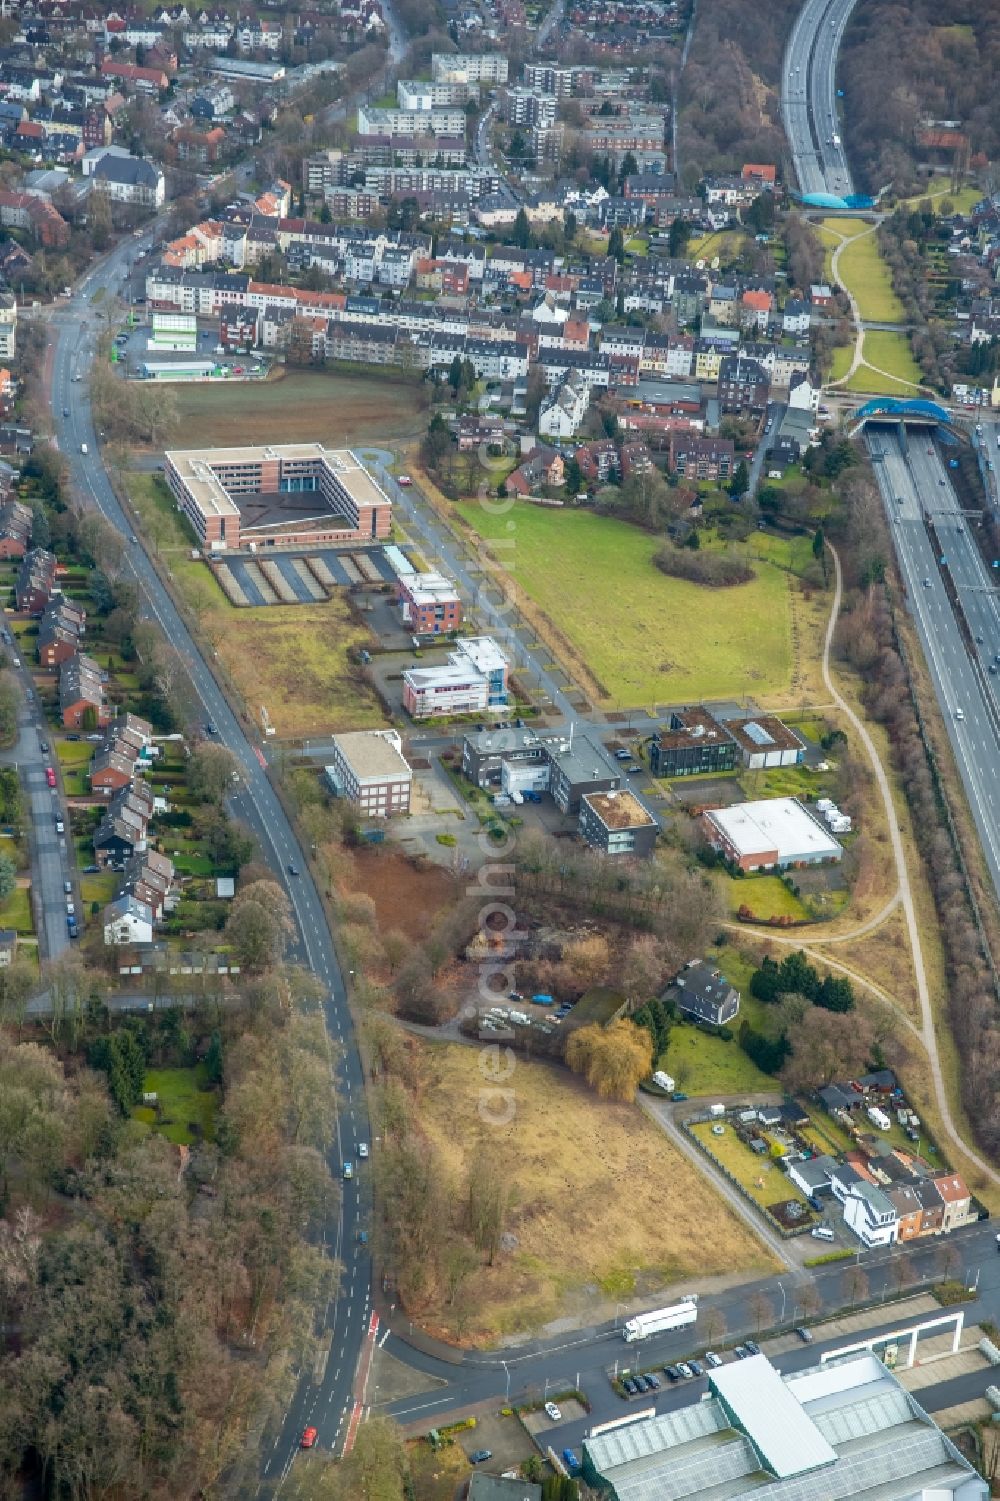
[711,1355,836,1478]
[705,796,842,863]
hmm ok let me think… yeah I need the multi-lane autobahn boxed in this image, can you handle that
[782,0,859,200]
[51,231,372,1477]
[867,425,1000,898]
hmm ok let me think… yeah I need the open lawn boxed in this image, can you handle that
[862,330,922,385]
[133,1065,217,1146]
[411,1041,776,1342]
[829,345,853,382]
[456,503,795,706]
[80,870,116,909]
[690,1121,810,1211]
[686,229,742,266]
[54,739,94,768]
[845,363,917,397]
[823,220,905,323]
[898,183,981,216]
[722,873,809,921]
[166,367,428,450]
[661,1023,774,1096]
[0,884,33,935]
[126,471,385,736]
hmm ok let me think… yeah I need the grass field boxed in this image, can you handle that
[862,330,922,384]
[412,1042,776,1341]
[722,873,809,921]
[165,367,428,450]
[845,363,917,397]
[126,471,385,736]
[686,229,742,266]
[898,182,981,215]
[80,870,116,909]
[661,1024,774,1096]
[133,1065,217,1145]
[456,503,794,706]
[823,220,905,323]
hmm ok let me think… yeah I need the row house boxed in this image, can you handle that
[118,849,175,922]
[37,594,85,668]
[639,332,695,380]
[15,546,56,614]
[669,434,735,482]
[0,498,32,560]
[59,652,109,730]
[718,354,770,416]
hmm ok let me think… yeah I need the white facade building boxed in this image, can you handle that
[325,730,412,818]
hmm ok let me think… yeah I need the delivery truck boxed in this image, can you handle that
[622,1298,698,1342]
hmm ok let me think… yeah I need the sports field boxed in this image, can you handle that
[457,503,795,706]
[168,367,428,450]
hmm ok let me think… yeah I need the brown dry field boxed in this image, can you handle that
[169,367,429,449]
[820,905,919,1023]
[410,1041,777,1344]
[349,849,458,942]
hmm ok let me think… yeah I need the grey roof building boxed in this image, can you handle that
[665,958,740,1027]
[582,1351,988,1501]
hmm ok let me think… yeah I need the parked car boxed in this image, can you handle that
[562,1448,580,1472]
[358,1142,369,1158]
[677,1363,694,1379]
[664,1365,681,1382]
[733,1345,749,1360]
[795,1327,814,1343]
[543,1402,561,1421]
[688,1359,704,1377]
[622,1378,637,1395]
[469,1449,492,1464]
[704,1351,723,1368]
[632,1375,649,1392]
[744,1340,761,1356]
[397,474,413,486]
[644,1371,660,1389]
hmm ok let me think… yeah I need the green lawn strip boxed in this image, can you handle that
[80,872,116,909]
[862,330,922,384]
[133,1065,217,1145]
[845,364,917,397]
[0,885,34,934]
[832,227,906,323]
[456,503,793,706]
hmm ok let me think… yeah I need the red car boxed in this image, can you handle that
[300,1427,318,1450]
[45,767,56,787]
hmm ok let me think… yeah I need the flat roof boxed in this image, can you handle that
[711,1356,837,1478]
[658,705,733,751]
[706,797,841,861]
[727,716,805,755]
[165,444,390,525]
[454,635,508,673]
[329,730,411,782]
[582,789,655,830]
[402,570,460,605]
[404,662,484,690]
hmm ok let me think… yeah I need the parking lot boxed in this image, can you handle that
[111,317,273,384]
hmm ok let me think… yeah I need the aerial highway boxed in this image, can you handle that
[49,231,372,1476]
[867,426,1000,899]
[782,0,859,201]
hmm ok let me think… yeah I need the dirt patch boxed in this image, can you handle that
[351,849,458,941]
[169,367,429,450]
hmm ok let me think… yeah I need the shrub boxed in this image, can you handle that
[653,544,755,588]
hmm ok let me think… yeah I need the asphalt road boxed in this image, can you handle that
[782,0,858,200]
[50,231,371,1477]
[380,1217,1000,1452]
[868,426,1000,899]
[0,694,75,960]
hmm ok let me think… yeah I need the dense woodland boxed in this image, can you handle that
[677,0,799,187]
[839,1,1000,195]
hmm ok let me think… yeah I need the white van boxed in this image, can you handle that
[80,442,88,455]
[811,1226,835,1242]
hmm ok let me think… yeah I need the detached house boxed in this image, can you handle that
[665,958,740,1027]
[103,894,154,947]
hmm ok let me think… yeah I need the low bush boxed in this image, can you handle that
[653,544,756,588]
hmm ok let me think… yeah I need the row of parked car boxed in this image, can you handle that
[623,1327,816,1398]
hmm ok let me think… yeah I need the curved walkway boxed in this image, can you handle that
[823,221,925,395]
[817,545,1000,1187]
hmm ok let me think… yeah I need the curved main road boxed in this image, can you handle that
[782,0,858,200]
[50,232,371,1476]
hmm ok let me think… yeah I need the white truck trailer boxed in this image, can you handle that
[622,1298,698,1342]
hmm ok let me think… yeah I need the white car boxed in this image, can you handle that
[544,1402,562,1421]
[358,1142,369,1158]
